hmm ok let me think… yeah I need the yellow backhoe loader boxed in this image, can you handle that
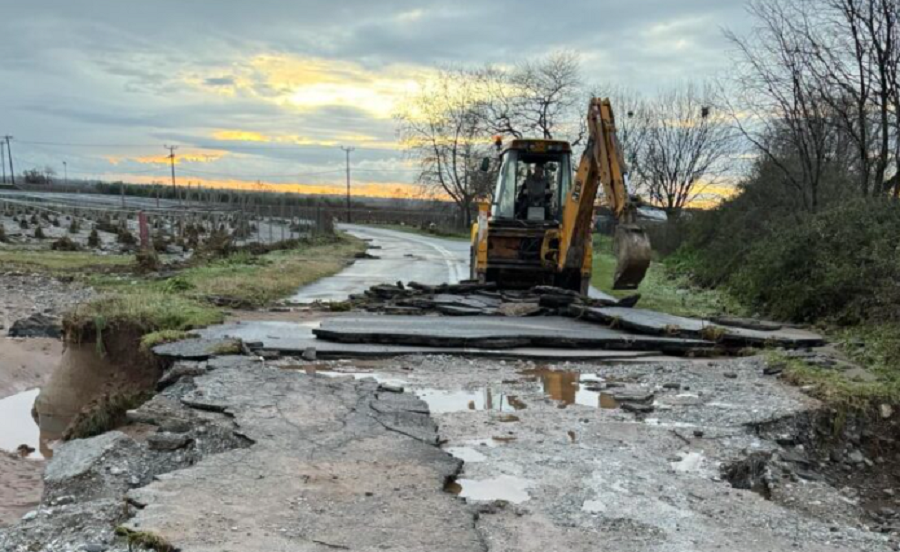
[470,98,651,294]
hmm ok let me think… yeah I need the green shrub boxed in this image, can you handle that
[51,236,80,251]
[87,228,101,248]
[725,199,900,323]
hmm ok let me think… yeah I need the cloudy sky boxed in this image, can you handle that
[0,0,747,198]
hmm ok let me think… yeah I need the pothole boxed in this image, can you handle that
[445,474,532,504]
[722,451,773,499]
[283,364,408,387]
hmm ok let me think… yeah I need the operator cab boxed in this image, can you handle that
[491,140,572,224]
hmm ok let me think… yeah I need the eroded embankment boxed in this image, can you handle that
[0,354,484,552]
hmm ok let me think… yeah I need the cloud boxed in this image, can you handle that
[0,0,749,198]
[204,77,237,87]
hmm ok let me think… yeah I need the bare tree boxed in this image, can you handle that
[728,0,900,206]
[725,0,840,211]
[475,51,586,145]
[630,84,734,216]
[396,69,494,227]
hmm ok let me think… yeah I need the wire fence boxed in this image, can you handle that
[0,194,335,249]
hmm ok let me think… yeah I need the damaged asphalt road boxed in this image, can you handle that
[0,227,888,551]
[5,347,897,551]
[0,355,483,552]
[322,355,895,552]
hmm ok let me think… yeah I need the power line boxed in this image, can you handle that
[164,145,179,205]
[4,136,15,186]
[16,140,163,148]
[341,146,355,223]
[178,167,344,179]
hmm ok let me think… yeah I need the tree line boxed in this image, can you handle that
[397,0,900,224]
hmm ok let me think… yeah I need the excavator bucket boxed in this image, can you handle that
[612,224,651,290]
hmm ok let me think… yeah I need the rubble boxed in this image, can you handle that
[571,305,825,348]
[344,281,635,316]
[0,356,482,551]
[7,312,61,339]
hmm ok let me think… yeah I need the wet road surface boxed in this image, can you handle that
[288,224,469,303]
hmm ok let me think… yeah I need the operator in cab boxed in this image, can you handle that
[515,162,553,221]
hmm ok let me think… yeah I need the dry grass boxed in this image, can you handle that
[0,249,133,273]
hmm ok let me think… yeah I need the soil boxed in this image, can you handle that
[0,453,43,528]
[0,337,63,528]
[0,337,62,398]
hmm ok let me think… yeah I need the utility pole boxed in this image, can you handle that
[3,136,15,186]
[1,139,6,184]
[340,146,354,223]
[63,161,68,186]
[164,145,179,205]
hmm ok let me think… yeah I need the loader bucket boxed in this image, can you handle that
[612,224,651,290]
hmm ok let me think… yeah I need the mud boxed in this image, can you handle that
[0,337,62,398]
[0,336,64,529]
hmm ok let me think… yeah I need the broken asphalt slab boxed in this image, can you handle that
[312,315,714,353]
[123,357,483,552]
[571,306,824,348]
[153,320,672,362]
[0,355,485,551]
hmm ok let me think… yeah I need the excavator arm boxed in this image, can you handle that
[557,98,651,290]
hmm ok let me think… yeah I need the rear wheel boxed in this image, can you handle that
[553,269,583,294]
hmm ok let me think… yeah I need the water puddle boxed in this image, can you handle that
[415,388,522,414]
[444,446,487,463]
[521,368,613,409]
[446,474,532,504]
[0,389,43,458]
[671,451,707,474]
[283,364,408,387]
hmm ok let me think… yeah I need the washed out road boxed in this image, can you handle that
[289,224,470,303]
[289,224,613,303]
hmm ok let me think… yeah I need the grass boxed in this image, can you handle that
[774,352,900,408]
[756,322,900,409]
[173,234,366,307]
[115,527,175,552]
[65,292,225,344]
[140,330,199,352]
[590,235,743,318]
[0,249,134,274]
[65,233,365,348]
[373,223,471,241]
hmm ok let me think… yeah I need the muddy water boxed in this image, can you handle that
[0,343,124,459]
[522,367,617,409]
[0,389,42,458]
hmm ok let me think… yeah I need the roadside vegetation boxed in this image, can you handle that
[591,235,741,318]
[64,233,365,352]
